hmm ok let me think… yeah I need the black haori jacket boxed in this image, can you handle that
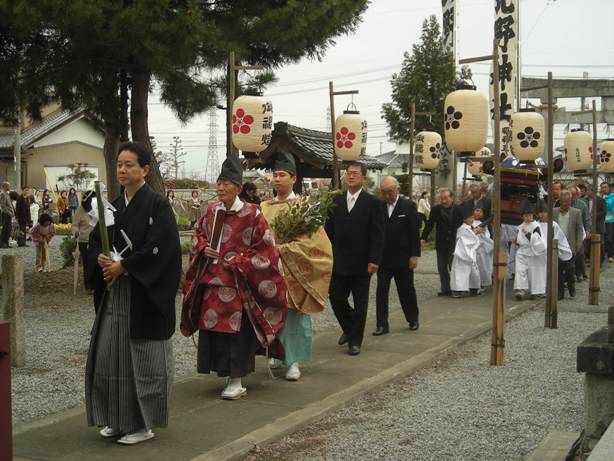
[88,183,182,340]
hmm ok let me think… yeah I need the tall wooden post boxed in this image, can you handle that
[408,103,415,199]
[589,99,600,305]
[430,170,436,206]
[227,51,236,158]
[14,119,21,191]
[0,255,24,367]
[329,81,339,189]
[545,72,557,328]
[490,42,505,366]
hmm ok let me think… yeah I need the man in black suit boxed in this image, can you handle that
[373,176,421,336]
[420,188,461,296]
[325,162,385,356]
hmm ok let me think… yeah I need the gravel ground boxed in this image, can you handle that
[0,236,64,273]
[246,266,614,461]
[10,248,439,424]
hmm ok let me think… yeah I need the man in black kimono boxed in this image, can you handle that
[325,162,385,356]
[86,141,182,445]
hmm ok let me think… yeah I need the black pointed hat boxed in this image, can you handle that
[217,154,243,186]
[460,201,475,219]
[273,151,297,176]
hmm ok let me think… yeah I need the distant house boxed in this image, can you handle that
[251,122,385,192]
[371,143,431,194]
[0,107,107,191]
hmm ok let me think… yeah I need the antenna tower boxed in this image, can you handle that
[205,109,220,184]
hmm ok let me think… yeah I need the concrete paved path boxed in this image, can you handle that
[13,286,534,461]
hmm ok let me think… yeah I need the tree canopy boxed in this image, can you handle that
[1,0,370,194]
[381,15,470,142]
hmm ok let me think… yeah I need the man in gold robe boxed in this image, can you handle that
[260,152,333,381]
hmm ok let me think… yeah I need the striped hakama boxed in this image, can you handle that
[85,277,174,433]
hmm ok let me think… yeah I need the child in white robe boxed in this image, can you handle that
[513,202,546,300]
[534,202,573,298]
[451,204,481,297]
[473,206,494,288]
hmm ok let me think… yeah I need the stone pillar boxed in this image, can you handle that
[577,319,614,451]
[0,255,24,367]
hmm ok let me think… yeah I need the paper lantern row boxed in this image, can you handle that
[510,109,544,162]
[334,111,368,161]
[231,95,273,153]
[600,139,614,173]
[414,130,441,170]
[564,129,593,172]
[444,86,488,158]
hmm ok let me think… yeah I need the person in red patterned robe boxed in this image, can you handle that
[181,155,287,400]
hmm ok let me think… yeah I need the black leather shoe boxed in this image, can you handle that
[569,286,576,298]
[437,291,452,297]
[372,327,389,336]
[409,321,419,331]
[348,345,361,356]
[338,333,349,346]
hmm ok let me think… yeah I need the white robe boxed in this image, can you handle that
[514,221,547,294]
[473,220,494,287]
[501,224,518,277]
[525,221,573,295]
[451,223,481,292]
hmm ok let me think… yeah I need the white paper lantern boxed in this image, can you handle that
[511,109,545,162]
[414,130,441,170]
[231,95,273,153]
[564,129,593,172]
[334,110,367,161]
[599,139,614,173]
[444,86,489,158]
[468,146,491,177]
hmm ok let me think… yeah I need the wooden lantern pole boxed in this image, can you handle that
[408,103,415,199]
[519,72,557,328]
[459,43,504,366]
[329,82,359,190]
[226,51,265,159]
[589,99,601,305]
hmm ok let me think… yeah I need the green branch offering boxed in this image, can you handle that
[271,190,340,244]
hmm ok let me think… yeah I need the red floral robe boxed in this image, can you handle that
[183,200,287,347]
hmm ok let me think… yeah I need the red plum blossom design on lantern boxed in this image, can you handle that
[336,127,356,149]
[232,108,254,134]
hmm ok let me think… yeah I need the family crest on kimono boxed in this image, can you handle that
[450,202,482,298]
[85,142,182,445]
[181,154,287,400]
[260,152,333,381]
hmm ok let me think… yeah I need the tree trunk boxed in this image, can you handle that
[130,68,165,193]
[103,123,120,199]
[120,69,129,142]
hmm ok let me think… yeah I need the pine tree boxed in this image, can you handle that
[382,16,470,141]
[0,0,370,195]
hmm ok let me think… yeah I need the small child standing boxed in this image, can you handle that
[513,202,546,300]
[31,213,55,272]
[472,206,494,288]
[451,203,482,298]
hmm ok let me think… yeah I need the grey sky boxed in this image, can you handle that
[148,0,614,178]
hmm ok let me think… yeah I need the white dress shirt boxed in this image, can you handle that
[387,196,399,218]
[346,189,362,212]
